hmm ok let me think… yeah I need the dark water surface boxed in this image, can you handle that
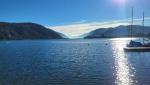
[0,38,150,85]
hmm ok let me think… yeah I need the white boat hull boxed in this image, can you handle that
[124,47,150,52]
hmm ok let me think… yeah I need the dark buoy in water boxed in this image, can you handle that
[88,43,90,46]
[105,43,108,45]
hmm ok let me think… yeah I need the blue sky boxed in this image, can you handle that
[0,0,150,37]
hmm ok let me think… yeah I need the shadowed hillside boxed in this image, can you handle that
[0,22,64,40]
[84,25,150,39]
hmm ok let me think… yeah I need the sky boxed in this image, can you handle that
[0,0,150,38]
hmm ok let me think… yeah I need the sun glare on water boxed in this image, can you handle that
[112,40,137,85]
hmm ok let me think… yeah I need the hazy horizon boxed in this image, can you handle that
[50,17,150,38]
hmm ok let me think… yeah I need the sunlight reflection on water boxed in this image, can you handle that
[111,39,137,85]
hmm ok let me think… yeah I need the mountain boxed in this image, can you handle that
[58,32,68,39]
[84,25,150,39]
[0,22,64,40]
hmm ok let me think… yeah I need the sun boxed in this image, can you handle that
[113,0,127,5]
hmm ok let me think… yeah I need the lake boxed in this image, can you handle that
[0,38,150,85]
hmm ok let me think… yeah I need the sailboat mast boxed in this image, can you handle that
[131,8,133,38]
[142,12,145,44]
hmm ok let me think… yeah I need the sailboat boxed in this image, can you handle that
[124,9,150,51]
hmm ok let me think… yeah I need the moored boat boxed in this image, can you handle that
[124,9,150,52]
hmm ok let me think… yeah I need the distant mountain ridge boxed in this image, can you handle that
[84,25,150,39]
[0,22,64,40]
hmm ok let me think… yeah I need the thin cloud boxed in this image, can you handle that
[71,20,87,24]
[49,17,150,38]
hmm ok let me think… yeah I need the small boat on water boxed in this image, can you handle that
[124,8,150,52]
[124,40,150,51]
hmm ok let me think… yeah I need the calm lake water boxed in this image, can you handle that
[0,38,150,85]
